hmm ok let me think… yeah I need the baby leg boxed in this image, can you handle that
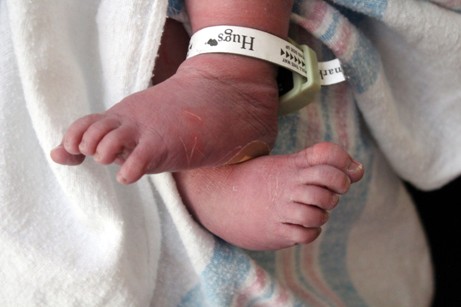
[174,142,364,251]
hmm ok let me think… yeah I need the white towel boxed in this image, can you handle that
[1,1,167,305]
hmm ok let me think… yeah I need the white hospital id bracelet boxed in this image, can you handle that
[187,25,345,114]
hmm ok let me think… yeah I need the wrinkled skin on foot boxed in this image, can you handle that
[174,142,364,251]
[50,54,279,184]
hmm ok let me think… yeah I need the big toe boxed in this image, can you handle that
[347,160,364,183]
[50,144,86,165]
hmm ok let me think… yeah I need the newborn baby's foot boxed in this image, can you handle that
[174,142,364,251]
[51,54,280,184]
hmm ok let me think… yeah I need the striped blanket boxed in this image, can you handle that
[1,0,460,306]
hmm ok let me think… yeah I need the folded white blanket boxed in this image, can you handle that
[2,1,167,305]
[1,0,460,306]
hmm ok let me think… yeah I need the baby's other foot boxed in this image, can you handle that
[174,142,364,250]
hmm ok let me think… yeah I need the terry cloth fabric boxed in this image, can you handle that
[1,1,167,306]
[1,0,461,306]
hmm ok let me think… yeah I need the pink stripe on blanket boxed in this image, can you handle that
[234,266,268,305]
[299,245,346,307]
[328,17,354,59]
[274,245,346,306]
[291,0,356,61]
[278,248,324,306]
[291,0,328,37]
[235,264,293,306]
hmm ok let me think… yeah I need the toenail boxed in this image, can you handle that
[347,160,363,174]
[117,173,128,185]
[332,194,340,206]
[344,175,351,187]
[78,142,86,151]
[63,140,71,150]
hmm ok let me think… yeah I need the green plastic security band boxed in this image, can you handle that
[277,39,320,114]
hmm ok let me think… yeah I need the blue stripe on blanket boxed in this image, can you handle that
[179,240,251,306]
[319,9,342,42]
[329,0,388,19]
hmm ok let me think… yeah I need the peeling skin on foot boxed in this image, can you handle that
[223,140,271,164]
[179,136,200,165]
[183,110,203,122]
